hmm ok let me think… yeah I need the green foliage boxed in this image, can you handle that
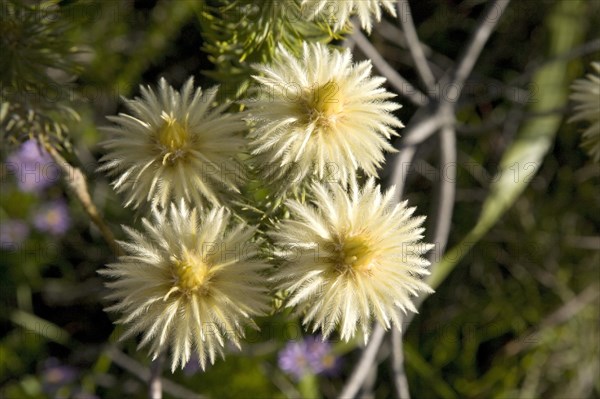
[0,0,80,147]
[197,0,342,100]
[0,0,80,89]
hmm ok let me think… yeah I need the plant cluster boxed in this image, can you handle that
[97,0,433,372]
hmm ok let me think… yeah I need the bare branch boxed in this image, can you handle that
[390,0,510,200]
[429,123,457,260]
[386,9,511,388]
[389,124,455,399]
[377,19,451,75]
[106,347,205,399]
[338,325,386,399]
[353,26,429,107]
[39,137,123,257]
[390,144,417,201]
[360,364,378,399]
[389,112,449,201]
[397,0,436,90]
[449,0,511,91]
[390,120,456,394]
[149,354,165,399]
[391,327,411,399]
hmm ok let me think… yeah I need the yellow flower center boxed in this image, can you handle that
[157,113,189,164]
[321,353,336,368]
[334,235,376,276]
[45,210,61,225]
[301,80,343,130]
[170,252,211,296]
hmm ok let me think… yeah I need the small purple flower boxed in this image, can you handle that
[278,335,340,380]
[0,219,29,249]
[33,200,71,235]
[41,358,77,393]
[44,364,77,385]
[279,340,312,380]
[6,139,59,192]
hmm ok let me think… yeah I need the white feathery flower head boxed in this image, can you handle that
[100,202,269,371]
[100,77,246,209]
[247,42,402,190]
[271,179,433,342]
[302,0,398,33]
[569,62,600,162]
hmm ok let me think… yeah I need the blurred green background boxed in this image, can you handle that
[1,1,598,398]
